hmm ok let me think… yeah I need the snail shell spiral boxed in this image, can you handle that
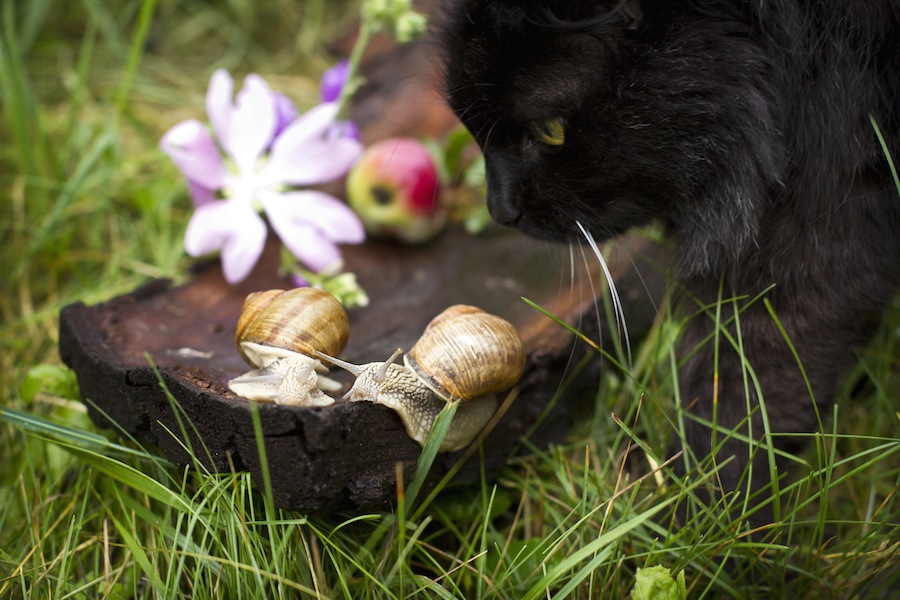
[229,288,348,407]
[405,305,526,402]
[236,287,349,367]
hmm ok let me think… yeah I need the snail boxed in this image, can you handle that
[315,305,526,451]
[228,288,349,407]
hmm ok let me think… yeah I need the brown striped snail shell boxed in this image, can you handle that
[235,288,349,367]
[315,305,526,451]
[405,305,526,402]
[228,288,349,407]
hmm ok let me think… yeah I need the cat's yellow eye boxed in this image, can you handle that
[528,117,566,146]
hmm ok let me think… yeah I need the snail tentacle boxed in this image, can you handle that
[374,348,404,382]
[312,350,364,377]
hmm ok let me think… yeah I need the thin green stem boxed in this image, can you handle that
[114,0,159,118]
[336,21,373,120]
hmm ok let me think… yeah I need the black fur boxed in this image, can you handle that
[440,0,900,524]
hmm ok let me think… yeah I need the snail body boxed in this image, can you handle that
[348,359,500,452]
[317,305,525,451]
[229,288,348,407]
[229,356,334,407]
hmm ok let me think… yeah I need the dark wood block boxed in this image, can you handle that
[58,228,662,513]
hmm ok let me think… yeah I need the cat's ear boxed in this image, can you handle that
[616,0,643,30]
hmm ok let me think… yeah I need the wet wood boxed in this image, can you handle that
[59,228,663,513]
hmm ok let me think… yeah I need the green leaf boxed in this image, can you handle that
[404,400,459,513]
[631,565,687,600]
[463,202,491,235]
[62,443,194,513]
[462,153,485,187]
[521,496,676,600]
[443,125,476,179]
[20,363,81,403]
[108,511,168,596]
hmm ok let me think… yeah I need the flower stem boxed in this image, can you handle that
[335,21,373,121]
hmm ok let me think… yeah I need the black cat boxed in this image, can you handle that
[439,0,900,524]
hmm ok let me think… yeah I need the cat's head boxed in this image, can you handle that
[440,0,783,273]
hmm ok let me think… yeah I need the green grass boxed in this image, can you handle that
[1,0,898,597]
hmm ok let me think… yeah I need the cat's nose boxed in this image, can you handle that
[488,195,521,226]
[485,156,522,226]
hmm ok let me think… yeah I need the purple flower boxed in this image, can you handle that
[161,69,365,284]
[320,60,350,103]
[272,93,299,141]
[319,60,362,143]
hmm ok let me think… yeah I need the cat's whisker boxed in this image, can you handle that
[567,241,590,352]
[568,241,576,289]
[568,242,579,315]
[576,220,633,374]
[479,117,502,153]
[451,102,484,124]
[555,242,585,395]
[444,94,497,136]
[576,242,604,355]
[625,252,662,320]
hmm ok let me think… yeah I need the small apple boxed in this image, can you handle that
[346,137,446,244]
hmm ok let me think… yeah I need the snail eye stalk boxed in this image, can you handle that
[527,117,565,146]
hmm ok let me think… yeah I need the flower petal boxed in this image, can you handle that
[329,120,361,142]
[320,60,350,103]
[184,202,237,256]
[206,69,233,146]
[272,137,363,186]
[278,222,342,273]
[261,190,364,271]
[187,180,217,208]
[262,190,365,244]
[160,119,227,190]
[184,201,267,283]
[272,93,298,140]
[263,104,363,186]
[225,74,277,174]
[271,102,339,151]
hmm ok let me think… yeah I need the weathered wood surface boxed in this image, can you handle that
[58,22,667,513]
